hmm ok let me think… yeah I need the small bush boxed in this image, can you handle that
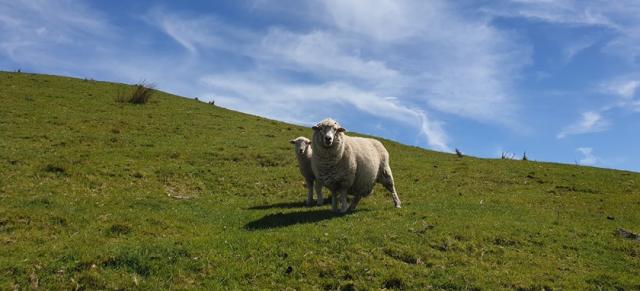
[117,82,155,104]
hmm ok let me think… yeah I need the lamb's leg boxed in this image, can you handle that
[348,195,361,211]
[314,180,324,206]
[381,166,401,208]
[305,179,314,206]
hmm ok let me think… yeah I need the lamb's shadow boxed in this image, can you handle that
[244,209,353,230]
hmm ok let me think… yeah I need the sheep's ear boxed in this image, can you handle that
[337,127,346,133]
[312,125,320,130]
[289,139,296,144]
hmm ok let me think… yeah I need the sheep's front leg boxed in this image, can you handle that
[339,190,350,213]
[314,181,324,206]
[305,179,314,206]
[331,190,338,212]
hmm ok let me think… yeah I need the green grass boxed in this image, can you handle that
[1,71,639,290]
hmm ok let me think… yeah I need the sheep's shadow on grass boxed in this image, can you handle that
[244,209,360,230]
[247,201,308,210]
[246,198,332,210]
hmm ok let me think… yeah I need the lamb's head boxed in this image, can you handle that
[312,118,346,148]
[289,136,312,155]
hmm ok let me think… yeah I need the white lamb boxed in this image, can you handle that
[289,136,324,206]
[311,118,401,213]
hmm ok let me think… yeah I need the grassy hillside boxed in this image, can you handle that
[1,71,639,290]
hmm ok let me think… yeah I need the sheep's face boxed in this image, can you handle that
[312,119,346,148]
[289,137,311,155]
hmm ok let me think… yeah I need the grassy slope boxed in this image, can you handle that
[1,71,639,290]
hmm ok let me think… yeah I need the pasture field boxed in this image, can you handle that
[1,71,639,289]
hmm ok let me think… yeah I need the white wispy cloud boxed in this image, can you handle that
[563,38,597,62]
[557,77,640,138]
[598,77,640,113]
[484,0,640,64]
[576,147,598,166]
[143,7,256,55]
[318,0,531,124]
[483,0,616,28]
[0,0,111,60]
[256,28,402,89]
[601,79,640,99]
[321,0,418,42]
[0,2,219,99]
[557,111,610,139]
[490,1,640,140]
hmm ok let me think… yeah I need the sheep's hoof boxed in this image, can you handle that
[395,204,402,208]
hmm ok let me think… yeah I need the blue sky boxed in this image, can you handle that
[1,0,639,172]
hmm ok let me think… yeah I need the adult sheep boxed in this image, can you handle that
[289,136,324,206]
[311,118,401,213]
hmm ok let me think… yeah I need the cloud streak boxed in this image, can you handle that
[143,7,257,56]
[601,79,640,99]
[557,111,610,139]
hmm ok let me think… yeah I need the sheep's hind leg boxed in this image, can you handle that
[305,179,314,206]
[381,167,401,208]
[314,181,324,206]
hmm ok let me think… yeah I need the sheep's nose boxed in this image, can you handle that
[325,136,332,143]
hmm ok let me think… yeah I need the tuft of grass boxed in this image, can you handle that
[43,164,67,175]
[116,82,155,104]
[105,224,132,236]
